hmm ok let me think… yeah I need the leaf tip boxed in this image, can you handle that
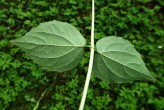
[10,39,18,45]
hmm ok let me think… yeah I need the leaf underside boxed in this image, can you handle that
[11,20,86,72]
[93,36,155,83]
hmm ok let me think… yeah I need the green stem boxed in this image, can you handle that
[79,0,95,110]
[33,89,47,110]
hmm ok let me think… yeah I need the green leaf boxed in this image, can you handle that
[93,36,155,83]
[11,20,86,72]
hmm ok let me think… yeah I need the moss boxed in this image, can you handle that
[0,0,163,110]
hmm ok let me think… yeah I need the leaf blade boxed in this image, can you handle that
[11,20,86,72]
[93,36,155,83]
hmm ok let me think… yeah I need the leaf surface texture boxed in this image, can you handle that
[11,20,86,72]
[93,36,154,83]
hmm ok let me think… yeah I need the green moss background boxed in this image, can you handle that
[0,0,163,110]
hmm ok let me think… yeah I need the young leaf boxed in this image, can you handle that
[11,20,86,72]
[93,36,155,83]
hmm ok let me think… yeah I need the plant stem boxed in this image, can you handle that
[33,89,47,110]
[79,0,95,110]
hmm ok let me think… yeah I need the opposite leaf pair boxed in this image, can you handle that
[11,20,154,83]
